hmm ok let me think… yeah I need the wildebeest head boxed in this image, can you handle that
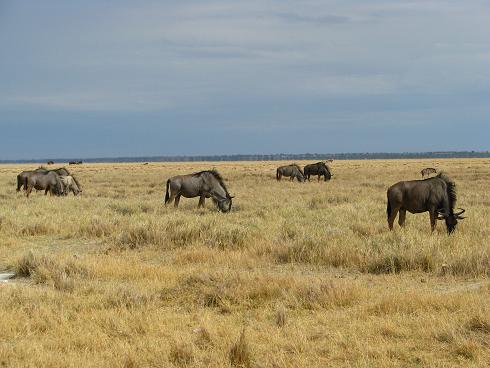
[437,208,466,234]
[218,195,234,212]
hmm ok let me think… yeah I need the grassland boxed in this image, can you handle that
[0,159,488,367]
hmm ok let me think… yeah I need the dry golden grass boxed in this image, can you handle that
[0,159,489,367]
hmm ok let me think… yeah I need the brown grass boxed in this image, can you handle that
[0,159,488,367]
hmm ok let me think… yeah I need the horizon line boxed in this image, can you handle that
[1,150,489,164]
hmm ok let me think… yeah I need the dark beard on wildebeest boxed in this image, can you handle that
[303,162,332,182]
[276,164,304,182]
[386,172,465,234]
[164,170,234,212]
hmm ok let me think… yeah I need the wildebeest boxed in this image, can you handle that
[421,167,437,177]
[165,170,234,212]
[387,173,465,234]
[25,171,64,197]
[303,162,332,181]
[47,160,54,165]
[17,167,71,192]
[60,176,82,196]
[276,164,305,182]
[69,160,83,165]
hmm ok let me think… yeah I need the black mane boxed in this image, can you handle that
[437,172,456,210]
[192,170,230,196]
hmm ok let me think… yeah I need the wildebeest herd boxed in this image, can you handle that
[17,167,82,197]
[276,161,333,182]
[14,162,465,234]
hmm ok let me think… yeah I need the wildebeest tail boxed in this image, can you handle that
[386,197,392,220]
[276,169,280,180]
[16,175,22,191]
[164,179,170,204]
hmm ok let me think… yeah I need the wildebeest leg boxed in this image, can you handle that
[388,206,399,230]
[174,194,181,208]
[398,209,406,227]
[429,211,437,232]
[165,190,177,206]
[26,185,32,198]
[198,195,206,208]
[317,175,320,182]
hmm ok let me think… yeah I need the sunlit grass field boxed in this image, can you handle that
[0,159,489,367]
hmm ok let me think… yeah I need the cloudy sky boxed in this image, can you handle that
[0,1,489,159]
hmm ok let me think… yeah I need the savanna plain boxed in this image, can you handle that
[0,159,489,368]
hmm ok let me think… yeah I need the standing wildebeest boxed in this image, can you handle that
[47,160,55,165]
[17,167,71,192]
[421,167,437,177]
[165,170,234,212]
[387,173,465,234]
[25,171,63,197]
[60,176,82,196]
[69,160,83,165]
[303,162,332,182]
[276,164,305,182]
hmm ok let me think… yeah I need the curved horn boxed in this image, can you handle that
[454,208,465,216]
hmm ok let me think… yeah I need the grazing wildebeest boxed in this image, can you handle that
[17,167,71,192]
[60,176,82,196]
[69,160,83,165]
[303,162,332,182]
[276,164,305,182]
[47,160,54,165]
[25,171,63,197]
[165,170,234,212]
[387,173,466,234]
[421,167,437,177]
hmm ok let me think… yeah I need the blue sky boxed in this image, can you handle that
[0,0,489,159]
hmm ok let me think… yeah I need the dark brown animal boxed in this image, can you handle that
[421,167,437,177]
[303,162,332,181]
[25,171,63,197]
[387,173,465,234]
[17,167,72,192]
[276,164,304,182]
[69,160,83,165]
[47,161,55,165]
[165,170,234,212]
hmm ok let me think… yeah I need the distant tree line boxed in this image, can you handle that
[1,151,489,164]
